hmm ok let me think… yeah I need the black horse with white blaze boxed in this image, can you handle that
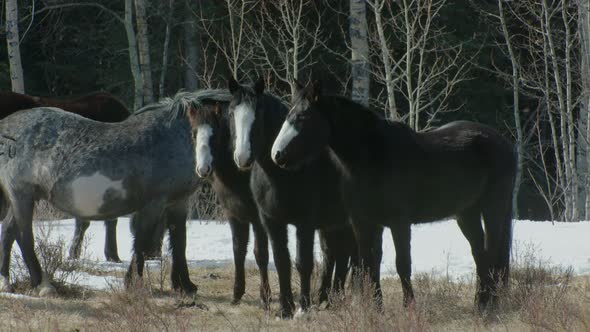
[227,78,364,318]
[271,81,516,311]
[193,88,364,311]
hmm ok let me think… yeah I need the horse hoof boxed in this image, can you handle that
[0,278,14,293]
[106,256,122,263]
[38,284,57,297]
[274,307,293,320]
[259,300,271,311]
[181,282,198,296]
[231,298,241,305]
[293,307,307,320]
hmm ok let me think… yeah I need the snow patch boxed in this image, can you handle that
[10,219,590,291]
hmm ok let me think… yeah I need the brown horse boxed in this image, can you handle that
[0,91,129,122]
[0,91,135,262]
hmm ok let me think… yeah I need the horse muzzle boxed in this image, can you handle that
[196,164,212,178]
[234,152,253,171]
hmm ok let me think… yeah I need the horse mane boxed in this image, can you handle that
[322,94,414,132]
[134,89,233,122]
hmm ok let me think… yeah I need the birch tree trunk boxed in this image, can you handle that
[184,1,199,91]
[350,0,370,107]
[561,3,579,221]
[159,0,174,97]
[579,0,590,219]
[5,0,25,93]
[499,0,523,219]
[125,0,144,110]
[369,0,397,119]
[135,0,154,104]
[543,0,575,221]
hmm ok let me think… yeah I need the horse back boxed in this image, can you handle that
[421,120,516,175]
[0,91,43,119]
[37,92,130,122]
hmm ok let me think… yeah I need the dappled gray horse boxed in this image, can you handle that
[0,92,203,296]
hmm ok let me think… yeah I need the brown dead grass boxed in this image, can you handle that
[1,259,590,332]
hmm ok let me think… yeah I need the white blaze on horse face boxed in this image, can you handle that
[195,124,213,177]
[70,172,126,217]
[271,121,299,164]
[233,102,255,168]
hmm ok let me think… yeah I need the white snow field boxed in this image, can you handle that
[4,218,590,291]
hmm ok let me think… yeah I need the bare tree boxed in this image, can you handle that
[5,0,25,93]
[184,0,200,91]
[367,0,469,129]
[250,0,324,96]
[489,0,582,221]
[579,0,590,219]
[159,0,175,97]
[350,0,370,106]
[125,0,144,110]
[135,0,154,104]
[196,0,256,81]
[498,0,523,219]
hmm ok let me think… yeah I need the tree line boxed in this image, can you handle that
[2,0,589,222]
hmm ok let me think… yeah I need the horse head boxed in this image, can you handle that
[227,77,265,170]
[271,80,331,169]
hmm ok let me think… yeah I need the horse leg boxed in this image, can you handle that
[317,229,336,305]
[482,193,513,309]
[0,214,16,292]
[13,194,54,296]
[125,202,165,290]
[295,225,315,314]
[263,216,294,318]
[351,222,383,307]
[103,219,121,262]
[252,221,271,309]
[390,222,414,307]
[69,218,90,260]
[457,207,490,311]
[166,201,196,294]
[229,219,249,304]
[145,220,166,259]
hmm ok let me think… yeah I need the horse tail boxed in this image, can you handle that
[497,196,514,286]
[0,186,10,222]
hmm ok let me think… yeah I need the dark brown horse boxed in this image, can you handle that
[272,81,516,313]
[0,91,129,122]
[0,91,134,262]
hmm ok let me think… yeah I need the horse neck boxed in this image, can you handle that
[213,116,236,172]
[320,97,403,169]
[255,94,288,163]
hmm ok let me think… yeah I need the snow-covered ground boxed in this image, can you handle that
[6,218,590,291]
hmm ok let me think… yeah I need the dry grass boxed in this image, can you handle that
[1,255,590,332]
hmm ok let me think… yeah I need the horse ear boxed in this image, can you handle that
[188,105,198,127]
[309,80,322,102]
[254,77,265,95]
[294,80,305,92]
[213,103,221,116]
[228,77,240,94]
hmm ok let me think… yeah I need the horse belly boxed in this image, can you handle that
[54,171,134,219]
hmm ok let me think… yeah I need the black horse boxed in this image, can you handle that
[227,78,364,318]
[271,81,516,311]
